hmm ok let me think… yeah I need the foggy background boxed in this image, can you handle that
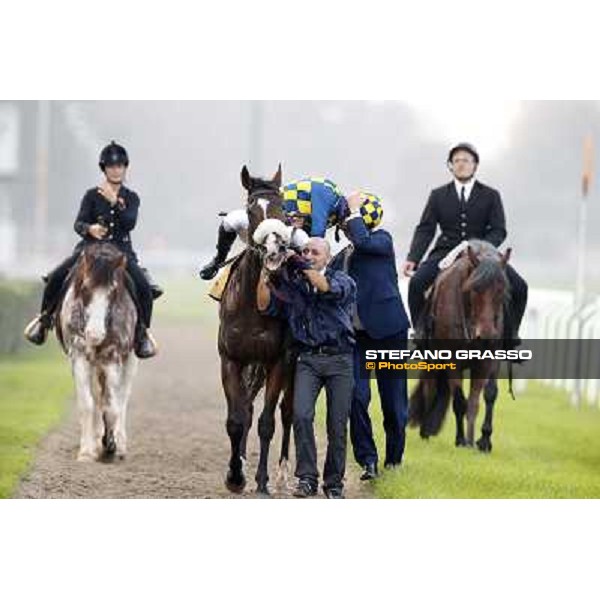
[1,100,600,290]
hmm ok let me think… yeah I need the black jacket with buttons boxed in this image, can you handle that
[406,180,507,264]
[73,185,140,260]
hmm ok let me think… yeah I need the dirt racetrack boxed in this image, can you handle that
[15,323,367,499]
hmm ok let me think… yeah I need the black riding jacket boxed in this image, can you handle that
[73,185,140,260]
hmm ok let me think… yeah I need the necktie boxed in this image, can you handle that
[460,185,467,208]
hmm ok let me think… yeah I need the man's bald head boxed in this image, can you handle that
[302,237,331,271]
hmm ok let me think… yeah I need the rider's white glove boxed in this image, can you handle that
[438,241,469,270]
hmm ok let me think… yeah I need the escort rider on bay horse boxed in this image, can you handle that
[402,142,528,347]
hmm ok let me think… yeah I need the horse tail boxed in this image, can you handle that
[409,371,451,438]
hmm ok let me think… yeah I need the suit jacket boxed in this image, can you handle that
[406,180,507,264]
[331,217,410,339]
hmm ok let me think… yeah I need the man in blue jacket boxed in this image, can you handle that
[332,191,410,480]
[257,237,356,499]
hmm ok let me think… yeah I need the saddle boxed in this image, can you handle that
[208,251,245,302]
[47,257,142,326]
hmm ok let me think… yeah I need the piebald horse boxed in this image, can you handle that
[57,243,138,462]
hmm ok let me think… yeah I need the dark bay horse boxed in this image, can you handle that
[218,164,294,494]
[57,242,138,461]
[409,240,511,452]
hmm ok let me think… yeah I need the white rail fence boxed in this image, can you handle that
[399,281,600,407]
[521,289,600,406]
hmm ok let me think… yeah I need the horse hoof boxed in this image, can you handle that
[275,459,291,491]
[225,470,246,494]
[455,437,468,447]
[77,451,97,463]
[103,431,117,456]
[256,486,271,497]
[476,437,492,453]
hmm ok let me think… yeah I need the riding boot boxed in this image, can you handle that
[199,224,237,280]
[141,267,164,299]
[502,303,523,351]
[134,321,158,359]
[24,312,53,345]
[411,297,433,350]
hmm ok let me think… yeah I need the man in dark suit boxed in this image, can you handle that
[402,143,528,345]
[332,191,411,480]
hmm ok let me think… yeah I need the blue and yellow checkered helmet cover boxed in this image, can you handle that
[282,177,345,236]
[282,179,383,231]
[282,177,341,215]
[359,192,384,228]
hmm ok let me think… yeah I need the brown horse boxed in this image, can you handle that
[218,164,295,494]
[57,242,138,461]
[409,240,511,452]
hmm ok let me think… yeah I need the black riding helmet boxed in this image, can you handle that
[99,141,129,171]
[447,142,479,164]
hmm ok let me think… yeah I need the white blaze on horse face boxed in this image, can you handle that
[85,287,109,346]
[264,232,285,270]
[264,232,279,256]
[257,198,269,220]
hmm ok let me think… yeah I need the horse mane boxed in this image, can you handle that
[249,178,280,194]
[59,243,135,358]
[72,243,128,302]
[463,241,510,302]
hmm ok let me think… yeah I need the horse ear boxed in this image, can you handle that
[467,245,478,267]
[272,163,282,187]
[501,247,512,266]
[241,165,251,190]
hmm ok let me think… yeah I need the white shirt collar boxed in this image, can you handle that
[454,178,476,202]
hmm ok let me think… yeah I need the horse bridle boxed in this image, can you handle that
[246,187,284,258]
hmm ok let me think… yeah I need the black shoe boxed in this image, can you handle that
[24,314,52,346]
[324,487,345,499]
[199,257,222,280]
[199,224,237,280]
[134,328,158,359]
[150,284,164,300]
[293,480,317,498]
[360,463,378,481]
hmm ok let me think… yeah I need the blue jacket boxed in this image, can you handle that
[282,178,345,238]
[331,216,410,339]
[263,266,356,352]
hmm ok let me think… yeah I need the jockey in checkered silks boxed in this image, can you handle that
[198,177,350,280]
